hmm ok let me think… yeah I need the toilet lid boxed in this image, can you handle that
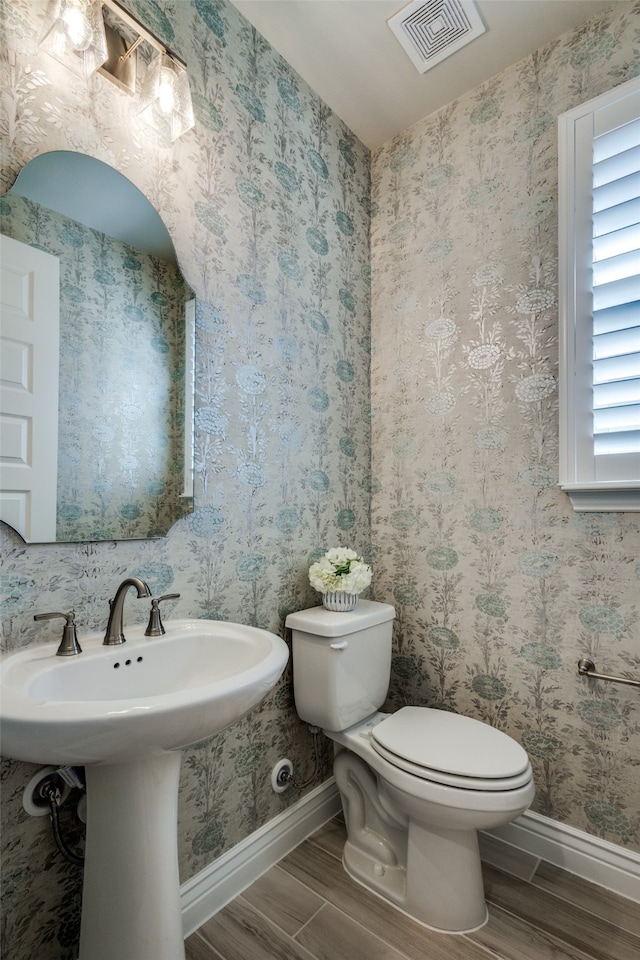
[371,707,531,789]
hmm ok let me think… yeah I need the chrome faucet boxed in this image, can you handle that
[103,577,152,646]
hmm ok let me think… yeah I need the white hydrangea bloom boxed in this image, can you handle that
[309,547,372,594]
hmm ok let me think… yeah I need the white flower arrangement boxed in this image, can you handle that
[309,547,372,595]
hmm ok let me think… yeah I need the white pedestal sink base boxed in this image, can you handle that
[0,618,289,957]
[80,753,185,960]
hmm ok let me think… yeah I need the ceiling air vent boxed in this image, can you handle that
[388,0,486,74]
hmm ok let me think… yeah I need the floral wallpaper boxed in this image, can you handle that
[371,2,640,852]
[1,193,191,541]
[0,0,370,957]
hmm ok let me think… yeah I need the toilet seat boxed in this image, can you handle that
[371,707,532,791]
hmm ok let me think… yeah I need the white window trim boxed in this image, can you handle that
[558,75,640,512]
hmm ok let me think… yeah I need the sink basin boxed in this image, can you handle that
[0,618,289,765]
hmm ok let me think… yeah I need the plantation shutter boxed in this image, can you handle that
[592,116,640,459]
[558,75,640,510]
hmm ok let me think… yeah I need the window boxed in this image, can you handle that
[558,75,640,511]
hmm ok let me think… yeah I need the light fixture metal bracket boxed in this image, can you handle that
[98,21,138,94]
[98,0,187,95]
[100,0,187,69]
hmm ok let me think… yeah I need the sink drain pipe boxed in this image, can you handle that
[40,773,85,866]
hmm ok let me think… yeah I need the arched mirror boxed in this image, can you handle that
[0,151,195,543]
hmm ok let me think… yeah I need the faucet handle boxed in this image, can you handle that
[144,594,180,637]
[34,611,82,657]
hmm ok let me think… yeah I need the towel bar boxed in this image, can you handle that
[577,658,640,689]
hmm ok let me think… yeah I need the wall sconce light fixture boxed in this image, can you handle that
[39,0,194,141]
[40,0,108,79]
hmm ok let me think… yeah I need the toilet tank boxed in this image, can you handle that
[285,600,395,731]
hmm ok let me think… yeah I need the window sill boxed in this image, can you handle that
[559,483,640,512]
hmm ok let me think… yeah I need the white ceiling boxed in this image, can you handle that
[231,0,619,149]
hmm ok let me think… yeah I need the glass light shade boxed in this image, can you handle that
[138,53,195,142]
[39,0,108,78]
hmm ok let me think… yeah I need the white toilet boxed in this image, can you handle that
[286,599,535,934]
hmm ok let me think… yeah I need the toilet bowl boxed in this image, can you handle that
[331,709,534,932]
[286,600,535,933]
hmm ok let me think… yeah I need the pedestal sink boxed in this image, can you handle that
[0,618,289,960]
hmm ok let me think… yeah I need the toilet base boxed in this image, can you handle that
[334,748,490,933]
[342,848,489,934]
[341,823,489,934]
[405,817,489,932]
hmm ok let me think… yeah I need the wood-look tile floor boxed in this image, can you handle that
[186,816,640,960]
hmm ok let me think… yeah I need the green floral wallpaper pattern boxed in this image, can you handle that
[371,0,640,851]
[0,1,370,957]
[1,193,191,540]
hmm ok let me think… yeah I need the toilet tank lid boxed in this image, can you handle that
[285,599,395,637]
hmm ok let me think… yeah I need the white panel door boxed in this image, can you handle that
[1,234,60,542]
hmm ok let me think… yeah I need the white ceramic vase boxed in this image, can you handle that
[322,591,359,612]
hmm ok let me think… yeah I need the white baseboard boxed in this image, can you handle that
[181,782,640,937]
[180,778,342,936]
[485,809,640,903]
